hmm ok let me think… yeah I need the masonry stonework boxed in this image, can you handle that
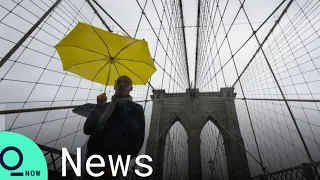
[145,88,250,180]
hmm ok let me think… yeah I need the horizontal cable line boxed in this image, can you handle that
[196,0,232,87]
[145,101,189,154]
[259,52,320,82]
[250,105,320,149]
[42,128,84,146]
[240,78,320,94]
[197,0,287,89]
[5,59,80,79]
[9,114,80,131]
[197,0,233,86]
[232,0,294,87]
[157,0,189,88]
[196,100,270,174]
[0,36,61,61]
[236,97,320,103]
[261,21,320,69]
[236,50,320,93]
[0,4,66,35]
[0,78,107,90]
[137,0,189,88]
[242,119,298,167]
[0,98,96,104]
[0,99,153,114]
[122,22,277,32]
[199,0,290,89]
[236,106,296,170]
[247,100,320,133]
[92,0,187,90]
[2,0,181,92]
[264,1,320,52]
[153,60,186,90]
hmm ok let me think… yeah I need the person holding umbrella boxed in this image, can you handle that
[55,22,156,179]
[81,75,145,179]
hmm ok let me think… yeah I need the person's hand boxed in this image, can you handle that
[97,93,107,106]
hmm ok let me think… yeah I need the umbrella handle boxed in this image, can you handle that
[104,63,112,93]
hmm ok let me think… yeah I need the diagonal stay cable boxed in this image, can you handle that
[137,0,189,89]
[194,0,202,88]
[195,97,243,179]
[196,100,275,177]
[239,1,319,176]
[69,81,103,157]
[198,0,236,88]
[85,0,113,32]
[197,0,219,86]
[218,0,267,174]
[91,0,131,37]
[10,115,80,131]
[87,0,173,91]
[271,13,320,152]
[6,0,89,132]
[198,104,246,179]
[232,0,293,87]
[0,78,110,93]
[260,0,318,56]
[34,4,98,143]
[199,0,288,90]
[166,134,182,180]
[40,100,187,146]
[43,129,84,147]
[197,0,238,87]
[153,108,189,180]
[0,0,63,68]
[178,0,191,89]
[145,101,189,154]
[133,0,154,114]
[134,0,149,38]
[197,0,227,88]
[62,0,182,93]
[152,0,187,90]
[42,100,189,172]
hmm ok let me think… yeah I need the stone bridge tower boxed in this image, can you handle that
[145,87,251,180]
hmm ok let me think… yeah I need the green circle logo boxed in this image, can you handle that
[0,131,48,179]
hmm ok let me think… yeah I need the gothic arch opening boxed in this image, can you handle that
[147,89,251,179]
[200,120,228,180]
[162,120,188,180]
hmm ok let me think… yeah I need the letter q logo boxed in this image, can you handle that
[0,131,48,179]
[0,146,24,176]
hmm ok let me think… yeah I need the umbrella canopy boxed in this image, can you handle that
[55,22,156,86]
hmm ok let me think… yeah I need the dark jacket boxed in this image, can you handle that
[83,101,145,158]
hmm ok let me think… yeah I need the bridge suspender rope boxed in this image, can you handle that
[196,100,276,179]
[0,0,63,68]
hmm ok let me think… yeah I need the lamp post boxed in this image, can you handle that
[208,158,214,180]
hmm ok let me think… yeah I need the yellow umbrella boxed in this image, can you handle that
[55,22,156,90]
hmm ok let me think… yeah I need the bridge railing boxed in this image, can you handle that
[38,144,76,179]
[251,161,320,180]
